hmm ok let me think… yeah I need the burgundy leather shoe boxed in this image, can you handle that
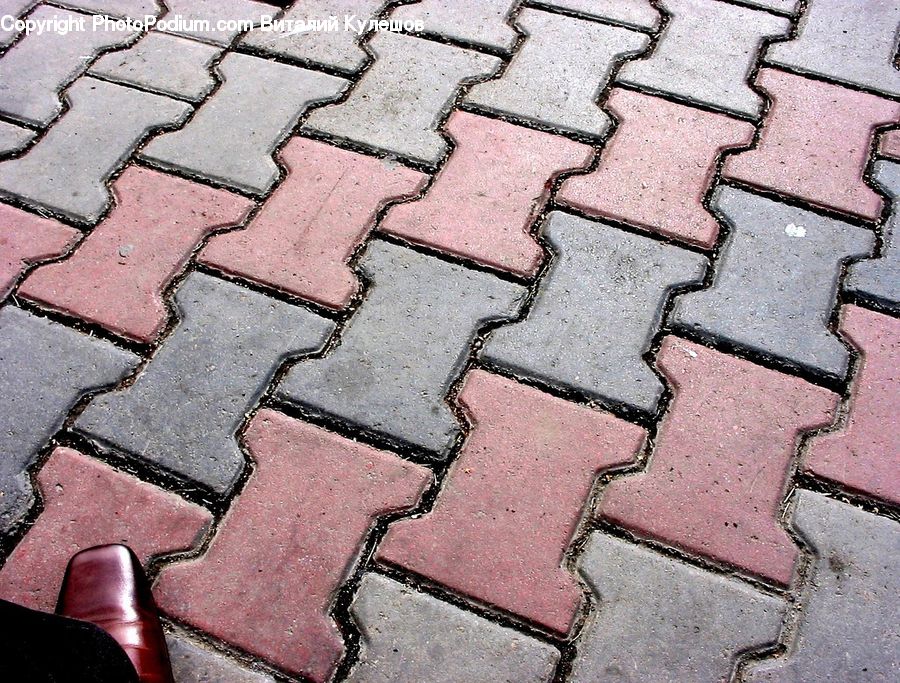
[56,544,175,683]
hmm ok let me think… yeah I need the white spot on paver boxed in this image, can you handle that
[785,223,806,237]
[673,186,874,377]
[678,344,698,358]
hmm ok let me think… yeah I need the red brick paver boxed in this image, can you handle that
[377,369,645,635]
[19,166,253,343]
[599,337,839,586]
[723,68,900,220]
[557,88,755,248]
[0,447,211,611]
[0,204,80,301]
[380,110,592,275]
[880,128,900,160]
[154,409,431,682]
[803,305,900,506]
[200,137,427,309]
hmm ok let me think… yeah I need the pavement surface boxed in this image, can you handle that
[0,1,898,681]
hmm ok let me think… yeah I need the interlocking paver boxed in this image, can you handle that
[558,88,755,248]
[75,272,335,493]
[392,0,518,52]
[378,369,644,635]
[20,166,254,343]
[380,111,592,276]
[570,533,785,682]
[0,0,38,47]
[158,0,273,46]
[0,204,80,301]
[142,52,346,195]
[167,633,276,683]
[347,573,559,683]
[89,32,223,102]
[466,9,649,138]
[599,336,839,586]
[672,186,874,378]
[241,0,384,72]
[0,6,136,126]
[880,129,900,160]
[200,137,427,309]
[0,77,191,224]
[155,408,430,683]
[617,0,790,118]
[0,308,138,531]
[482,211,706,413]
[845,160,900,312]
[765,0,900,97]
[277,239,525,456]
[0,446,211,610]
[802,305,900,506]
[53,0,162,19]
[531,0,659,30]
[745,490,900,681]
[0,120,34,156]
[304,30,501,165]
[723,69,900,221]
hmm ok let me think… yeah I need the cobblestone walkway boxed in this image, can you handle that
[0,1,898,681]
